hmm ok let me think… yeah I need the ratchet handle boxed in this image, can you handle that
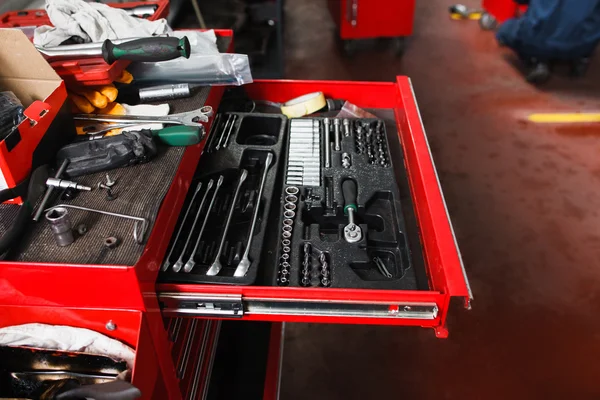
[342,179,358,214]
[102,36,191,64]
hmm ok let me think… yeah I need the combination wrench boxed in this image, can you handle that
[161,182,203,271]
[234,153,273,277]
[74,105,213,127]
[172,178,214,272]
[206,169,248,276]
[183,175,224,273]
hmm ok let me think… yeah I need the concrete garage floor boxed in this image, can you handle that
[280,1,600,399]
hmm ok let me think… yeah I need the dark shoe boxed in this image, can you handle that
[526,62,551,84]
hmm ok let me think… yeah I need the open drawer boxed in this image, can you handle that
[0,305,162,399]
[156,77,472,337]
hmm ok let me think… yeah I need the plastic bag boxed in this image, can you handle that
[128,30,253,86]
[129,53,253,86]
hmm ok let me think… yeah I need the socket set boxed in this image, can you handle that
[275,117,421,289]
[158,112,284,285]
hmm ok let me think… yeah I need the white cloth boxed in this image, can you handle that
[121,103,170,132]
[34,0,172,47]
[0,323,136,369]
[173,30,219,55]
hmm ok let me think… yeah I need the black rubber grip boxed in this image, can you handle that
[102,36,191,64]
[342,179,357,208]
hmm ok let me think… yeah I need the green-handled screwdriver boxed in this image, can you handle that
[84,125,202,146]
[36,36,190,65]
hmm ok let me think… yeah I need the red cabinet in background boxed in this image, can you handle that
[327,0,415,56]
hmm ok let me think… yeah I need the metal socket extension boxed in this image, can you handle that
[45,207,74,246]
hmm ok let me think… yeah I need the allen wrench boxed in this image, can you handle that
[45,204,148,244]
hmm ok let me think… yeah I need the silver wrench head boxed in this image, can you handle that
[206,259,223,276]
[172,260,184,273]
[183,259,196,273]
[234,257,251,277]
[171,105,214,126]
[239,169,249,182]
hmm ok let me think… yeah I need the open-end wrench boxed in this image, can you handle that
[215,115,232,151]
[204,113,222,153]
[74,105,213,127]
[234,153,273,277]
[161,181,203,271]
[183,175,224,273]
[206,169,248,276]
[222,115,238,148]
[172,179,214,272]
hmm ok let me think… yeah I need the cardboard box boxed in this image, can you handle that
[0,29,74,203]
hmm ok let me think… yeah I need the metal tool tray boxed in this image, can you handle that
[157,78,472,337]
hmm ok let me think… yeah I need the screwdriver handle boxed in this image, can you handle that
[342,179,358,214]
[152,125,201,146]
[102,36,191,64]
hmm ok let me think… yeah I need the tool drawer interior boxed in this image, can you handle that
[157,78,472,335]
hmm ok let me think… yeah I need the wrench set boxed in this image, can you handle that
[160,113,424,290]
[159,113,284,285]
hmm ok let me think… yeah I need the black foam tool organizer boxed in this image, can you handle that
[159,112,428,290]
[159,112,286,285]
[273,117,425,290]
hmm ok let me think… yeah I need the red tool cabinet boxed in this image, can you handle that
[327,0,415,56]
[0,75,471,398]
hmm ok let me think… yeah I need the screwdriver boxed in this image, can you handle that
[36,36,191,65]
[102,36,190,64]
[342,179,363,243]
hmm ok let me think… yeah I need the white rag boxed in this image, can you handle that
[0,323,136,369]
[33,0,172,47]
[121,103,170,132]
